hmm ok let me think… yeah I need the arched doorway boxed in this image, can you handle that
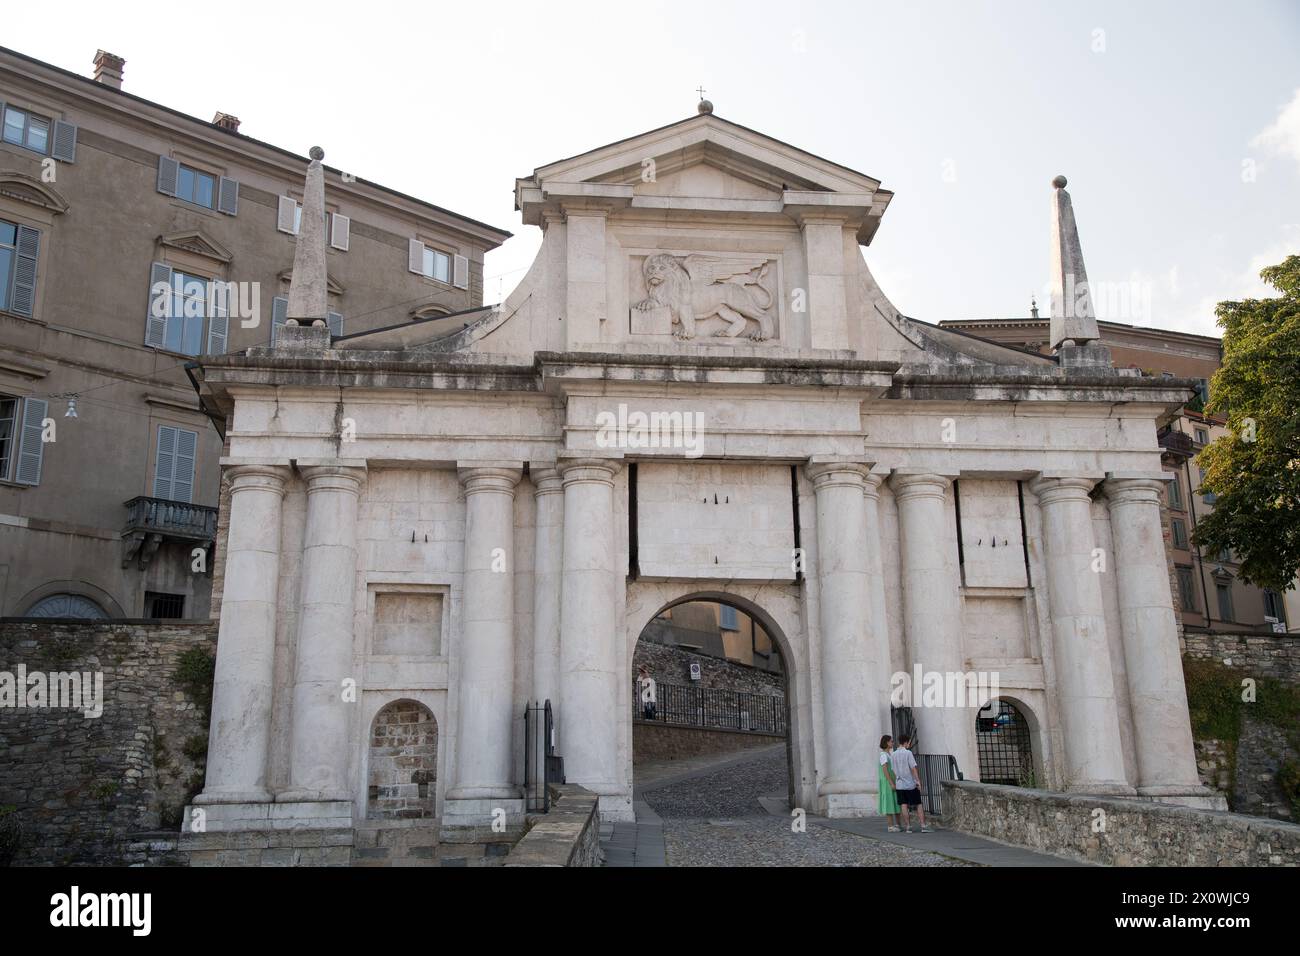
[367,700,438,819]
[25,593,108,619]
[975,698,1036,786]
[631,596,795,813]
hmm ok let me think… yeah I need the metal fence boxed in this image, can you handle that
[633,679,787,735]
[523,700,559,813]
[916,753,962,817]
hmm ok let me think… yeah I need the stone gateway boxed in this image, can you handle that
[189,108,1221,851]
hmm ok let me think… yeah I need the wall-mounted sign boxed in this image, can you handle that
[689,662,702,681]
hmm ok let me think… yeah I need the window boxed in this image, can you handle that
[0,393,46,485]
[153,425,197,503]
[1195,428,1209,445]
[1176,568,1197,613]
[1199,466,1216,504]
[1195,379,1210,404]
[1171,518,1188,549]
[0,217,40,317]
[277,195,349,249]
[408,238,468,289]
[2,104,49,154]
[1216,583,1234,622]
[1161,371,1174,379]
[1216,546,1232,563]
[269,295,343,345]
[145,591,186,619]
[423,246,451,283]
[145,263,229,356]
[1167,477,1183,509]
[719,605,739,631]
[1263,589,1284,623]
[156,156,238,215]
[176,163,216,209]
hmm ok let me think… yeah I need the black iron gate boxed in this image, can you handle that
[523,699,560,812]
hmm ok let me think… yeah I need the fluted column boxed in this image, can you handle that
[1105,477,1211,801]
[196,464,289,805]
[446,464,522,803]
[557,457,620,801]
[890,472,978,777]
[808,459,878,816]
[282,462,366,802]
[531,467,564,711]
[1030,476,1133,794]
[862,473,895,736]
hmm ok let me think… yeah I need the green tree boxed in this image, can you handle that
[1193,255,1300,592]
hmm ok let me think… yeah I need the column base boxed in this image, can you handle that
[182,800,353,833]
[819,791,879,818]
[599,793,635,823]
[1066,781,1138,797]
[439,797,526,843]
[193,787,272,806]
[276,787,351,803]
[1139,785,1229,811]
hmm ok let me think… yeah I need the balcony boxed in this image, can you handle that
[121,496,218,570]
[1158,428,1194,458]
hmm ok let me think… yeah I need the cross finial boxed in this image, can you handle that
[697,85,707,100]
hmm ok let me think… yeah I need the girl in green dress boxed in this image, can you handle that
[878,734,901,831]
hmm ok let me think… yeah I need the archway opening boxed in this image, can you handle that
[24,593,108,619]
[632,597,794,822]
[367,700,438,820]
[975,698,1035,786]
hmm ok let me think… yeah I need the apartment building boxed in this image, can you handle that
[0,46,509,619]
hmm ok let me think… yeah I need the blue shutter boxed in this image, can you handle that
[146,262,172,347]
[154,426,176,500]
[172,428,196,504]
[157,156,179,196]
[51,120,77,163]
[327,310,343,339]
[271,296,288,346]
[206,280,229,354]
[217,177,239,216]
[719,605,739,631]
[11,225,39,317]
[15,397,47,486]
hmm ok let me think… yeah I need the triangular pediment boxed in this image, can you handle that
[277,268,346,296]
[158,229,233,263]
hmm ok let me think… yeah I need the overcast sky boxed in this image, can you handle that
[8,0,1299,336]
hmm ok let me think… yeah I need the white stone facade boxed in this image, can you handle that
[193,111,1221,837]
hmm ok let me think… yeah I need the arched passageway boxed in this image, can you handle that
[367,700,439,819]
[975,698,1036,786]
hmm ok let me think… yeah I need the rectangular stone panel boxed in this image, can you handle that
[636,462,794,581]
[958,479,1029,588]
[372,591,443,656]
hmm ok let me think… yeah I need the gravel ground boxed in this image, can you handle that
[641,747,971,867]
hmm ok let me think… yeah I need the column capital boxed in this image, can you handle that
[1029,474,1098,504]
[862,471,886,500]
[530,465,564,497]
[889,471,952,499]
[226,463,291,495]
[806,458,871,490]
[299,462,367,495]
[558,456,620,486]
[458,464,523,496]
[1103,476,1167,506]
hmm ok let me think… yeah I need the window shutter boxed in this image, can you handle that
[277,195,297,233]
[157,156,180,197]
[217,177,239,215]
[408,238,425,275]
[51,120,77,163]
[15,397,47,486]
[146,262,172,347]
[271,295,288,346]
[453,254,469,290]
[326,310,343,339]
[331,214,350,251]
[11,225,40,317]
[206,284,229,355]
[173,428,196,503]
[154,425,176,500]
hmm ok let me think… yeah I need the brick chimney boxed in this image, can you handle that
[92,50,125,89]
[212,112,241,133]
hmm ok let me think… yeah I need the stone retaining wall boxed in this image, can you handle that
[504,784,600,867]
[633,719,784,763]
[1182,631,1300,683]
[943,779,1300,867]
[0,619,217,865]
[633,639,784,696]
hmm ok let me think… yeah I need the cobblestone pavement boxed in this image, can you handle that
[629,745,972,867]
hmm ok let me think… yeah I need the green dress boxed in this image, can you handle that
[878,752,900,815]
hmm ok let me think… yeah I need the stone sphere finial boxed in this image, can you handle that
[1052,174,1068,189]
[309,146,325,161]
[697,99,714,115]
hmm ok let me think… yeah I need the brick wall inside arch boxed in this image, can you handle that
[367,700,438,820]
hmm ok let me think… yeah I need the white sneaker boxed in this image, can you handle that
[887,826,900,832]
[919,826,931,832]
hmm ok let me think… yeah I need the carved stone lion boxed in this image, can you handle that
[633,254,776,342]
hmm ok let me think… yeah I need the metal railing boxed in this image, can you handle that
[123,496,218,540]
[916,753,962,818]
[633,679,786,736]
[523,699,560,813]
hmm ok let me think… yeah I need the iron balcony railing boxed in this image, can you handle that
[122,496,218,541]
[633,678,787,736]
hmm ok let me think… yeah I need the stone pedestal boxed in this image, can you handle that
[1106,477,1225,809]
[890,472,979,777]
[196,464,289,806]
[280,463,366,803]
[443,464,524,836]
[808,459,879,817]
[1030,476,1134,795]
[557,456,626,819]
